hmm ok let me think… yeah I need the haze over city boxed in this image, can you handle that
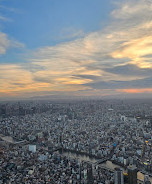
[1,1,152,183]
[1,0,152,100]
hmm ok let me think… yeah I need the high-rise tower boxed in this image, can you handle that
[127,165,137,184]
[114,168,124,184]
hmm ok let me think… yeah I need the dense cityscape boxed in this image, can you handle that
[1,0,152,183]
[0,99,151,183]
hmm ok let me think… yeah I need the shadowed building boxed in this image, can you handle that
[87,163,94,184]
[127,165,137,184]
[114,168,124,184]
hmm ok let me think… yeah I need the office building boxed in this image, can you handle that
[128,165,137,184]
[114,168,124,184]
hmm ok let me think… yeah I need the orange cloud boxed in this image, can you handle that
[111,35,152,68]
[117,88,152,93]
[1,0,152,99]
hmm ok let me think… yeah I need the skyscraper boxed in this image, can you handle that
[114,168,124,184]
[87,163,94,184]
[127,165,137,184]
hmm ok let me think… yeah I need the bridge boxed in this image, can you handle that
[94,158,108,165]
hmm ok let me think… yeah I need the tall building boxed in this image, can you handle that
[87,163,94,184]
[114,168,124,184]
[127,165,137,184]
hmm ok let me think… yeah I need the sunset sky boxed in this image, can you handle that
[0,0,152,100]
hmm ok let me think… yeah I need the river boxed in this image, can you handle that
[59,150,152,182]
[0,135,151,182]
[0,134,15,143]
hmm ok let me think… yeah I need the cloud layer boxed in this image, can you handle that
[1,0,152,99]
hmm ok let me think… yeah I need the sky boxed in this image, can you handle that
[0,0,152,100]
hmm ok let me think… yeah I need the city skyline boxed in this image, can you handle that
[1,0,152,100]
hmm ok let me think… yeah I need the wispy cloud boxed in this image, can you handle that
[0,3,24,56]
[58,27,85,40]
[0,31,24,55]
[0,32,10,55]
[0,5,17,12]
[0,15,11,21]
[1,0,152,98]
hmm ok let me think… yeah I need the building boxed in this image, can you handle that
[114,168,124,184]
[144,175,151,184]
[127,165,137,184]
[87,163,94,184]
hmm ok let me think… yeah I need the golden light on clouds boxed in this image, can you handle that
[117,88,152,94]
[112,36,152,68]
[1,0,152,99]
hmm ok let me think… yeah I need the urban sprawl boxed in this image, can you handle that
[0,99,152,184]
